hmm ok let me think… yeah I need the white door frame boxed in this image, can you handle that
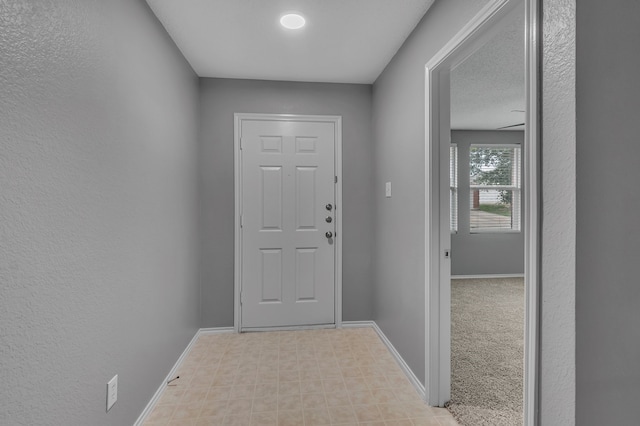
[424,0,539,424]
[234,113,343,333]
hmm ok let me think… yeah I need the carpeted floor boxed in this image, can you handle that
[446,277,524,426]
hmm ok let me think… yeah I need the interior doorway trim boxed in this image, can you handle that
[233,113,343,333]
[423,0,539,425]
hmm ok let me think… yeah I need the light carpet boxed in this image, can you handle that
[446,277,524,426]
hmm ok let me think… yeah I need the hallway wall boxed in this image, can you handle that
[576,0,640,424]
[199,78,374,327]
[372,0,491,385]
[0,1,200,424]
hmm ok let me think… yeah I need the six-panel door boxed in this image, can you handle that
[240,118,336,328]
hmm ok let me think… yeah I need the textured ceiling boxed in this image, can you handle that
[146,0,435,84]
[450,9,525,131]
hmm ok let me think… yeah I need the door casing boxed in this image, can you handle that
[234,113,343,332]
[424,0,539,425]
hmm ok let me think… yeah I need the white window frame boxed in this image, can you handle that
[469,143,521,233]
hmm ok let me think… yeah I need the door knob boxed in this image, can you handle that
[325,216,333,223]
[325,231,333,239]
[326,204,333,211]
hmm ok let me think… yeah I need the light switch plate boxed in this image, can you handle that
[107,375,118,411]
[385,182,392,198]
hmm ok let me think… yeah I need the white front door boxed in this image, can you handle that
[238,115,339,329]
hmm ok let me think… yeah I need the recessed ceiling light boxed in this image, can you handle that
[280,13,306,30]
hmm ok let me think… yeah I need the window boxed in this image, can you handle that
[469,145,521,232]
[450,144,458,232]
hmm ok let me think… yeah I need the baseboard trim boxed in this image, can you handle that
[452,273,524,280]
[198,327,235,335]
[341,320,375,329]
[133,327,232,426]
[241,324,336,332]
[343,321,426,400]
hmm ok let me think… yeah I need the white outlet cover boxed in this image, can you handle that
[385,181,392,198]
[107,375,118,411]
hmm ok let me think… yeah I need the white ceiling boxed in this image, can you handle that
[146,0,436,84]
[450,10,525,130]
[146,0,524,130]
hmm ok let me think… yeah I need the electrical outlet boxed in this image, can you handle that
[385,181,392,198]
[106,375,118,411]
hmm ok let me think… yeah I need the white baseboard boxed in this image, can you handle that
[133,327,233,426]
[342,321,426,400]
[241,324,335,332]
[198,327,235,335]
[340,320,374,329]
[451,273,524,280]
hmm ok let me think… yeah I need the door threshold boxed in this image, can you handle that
[241,323,336,333]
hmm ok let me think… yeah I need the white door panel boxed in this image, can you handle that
[240,118,336,328]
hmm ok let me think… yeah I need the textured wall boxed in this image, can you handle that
[576,1,640,424]
[540,0,576,424]
[450,131,525,276]
[0,1,200,425]
[199,78,374,326]
[371,0,491,385]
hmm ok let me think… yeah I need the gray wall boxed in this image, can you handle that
[576,1,640,424]
[450,130,525,276]
[541,0,576,424]
[199,78,374,327]
[0,1,200,425]
[372,0,491,385]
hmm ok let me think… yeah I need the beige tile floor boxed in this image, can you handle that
[144,328,459,426]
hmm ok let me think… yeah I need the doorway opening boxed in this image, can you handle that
[447,8,526,425]
[424,0,539,425]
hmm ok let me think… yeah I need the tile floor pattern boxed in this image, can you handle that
[144,328,459,426]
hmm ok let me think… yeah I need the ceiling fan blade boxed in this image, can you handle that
[497,122,525,130]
